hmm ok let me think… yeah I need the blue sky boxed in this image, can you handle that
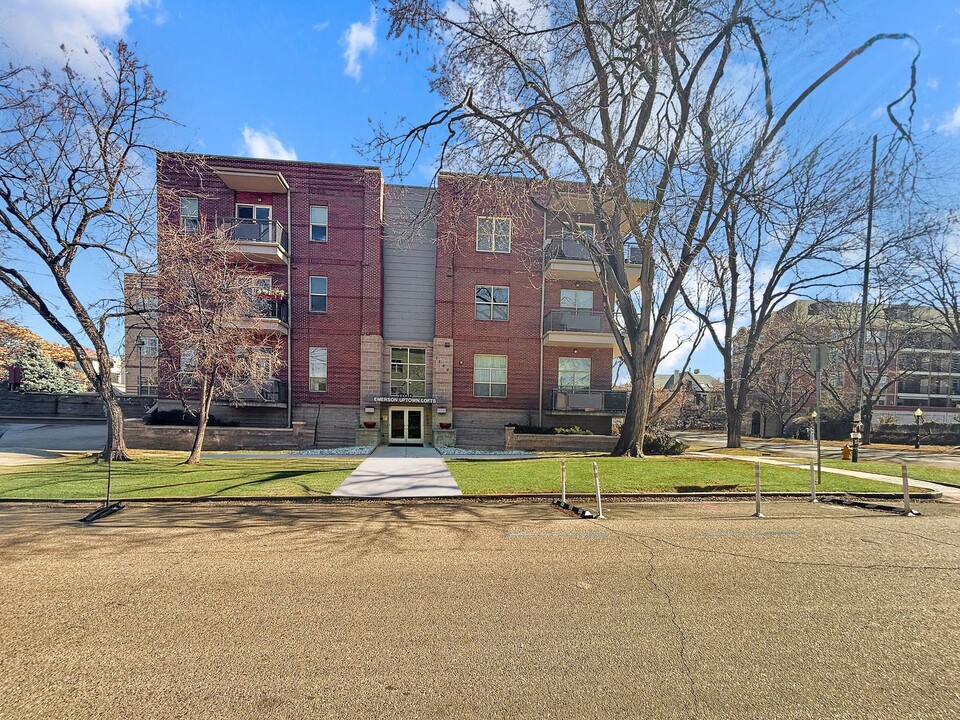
[1,0,959,374]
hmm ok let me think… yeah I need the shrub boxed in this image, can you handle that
[642,428,688,455]
[143,408,239,427]
[506,424,594,435]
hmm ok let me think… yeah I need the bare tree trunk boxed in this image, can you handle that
[185,377,215,465]
[726,408,742,448]
[99,382,131,461]
[862,398,874,445]
[613,381,646,456]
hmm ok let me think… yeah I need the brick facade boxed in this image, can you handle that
[132,153,620,447]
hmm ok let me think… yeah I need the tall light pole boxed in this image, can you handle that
[914,407,923,450]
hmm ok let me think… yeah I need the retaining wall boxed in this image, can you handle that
[504,427,618,452]
[124,420,314,451]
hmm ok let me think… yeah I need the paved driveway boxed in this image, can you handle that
[1,500,957,719]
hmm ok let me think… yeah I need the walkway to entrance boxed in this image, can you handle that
[331,445,462,498]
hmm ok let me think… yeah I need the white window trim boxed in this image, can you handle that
[476,216,512,254]
[235,203,272,220]
[473,354,508,398]
[309,347,328,393]
[310,205,328,243]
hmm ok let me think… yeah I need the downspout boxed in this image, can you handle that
[538,208,546,426]
[286,186,293,429]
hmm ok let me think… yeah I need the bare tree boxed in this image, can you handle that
[372,0,917,455]
[812,299,927,442]
[155,213,284,465]
[681,140,874,447]
[0,42,167,459]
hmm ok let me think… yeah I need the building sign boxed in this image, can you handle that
[373,394,437,404]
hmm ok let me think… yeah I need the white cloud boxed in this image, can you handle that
[0,0,136,72]
[342,7,377,81]
[313,20,329,31]
[927,78,940,91]
[937,104,960,135]
[241,126,297,161]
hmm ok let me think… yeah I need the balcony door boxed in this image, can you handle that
[236,204,272,242]
[389,408,423,446]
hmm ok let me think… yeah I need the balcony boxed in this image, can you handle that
[544,237,642,285]
[542,309,619,352]
[225,378,289,406]
[222,218,288,265]
[237,298,289,335]
[549,388,628,415]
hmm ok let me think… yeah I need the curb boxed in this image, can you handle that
[0,490,942,505]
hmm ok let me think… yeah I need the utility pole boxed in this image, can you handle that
[853,135,878,463]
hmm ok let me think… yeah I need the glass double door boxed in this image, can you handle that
[389,408,423,445]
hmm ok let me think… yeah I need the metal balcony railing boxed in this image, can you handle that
[543,309,610,334]
[221,217,289,252]
[544,238,642,264]
[255,298,289,324]
[551,388,628,413]
[232,378,288,403]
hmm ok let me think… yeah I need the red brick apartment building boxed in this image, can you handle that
[126,152,639,448]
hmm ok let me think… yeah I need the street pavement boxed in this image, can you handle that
[0,421,106,453]
[1,500,958,719]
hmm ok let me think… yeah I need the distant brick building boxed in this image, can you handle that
[127,152,638,448]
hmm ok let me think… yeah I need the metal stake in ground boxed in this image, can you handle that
[561,458,566,504]
[901,463,920,517]
[592,461,605,520]
[752,462,765,518]
[79,426,125,524]
[809,461,818,503]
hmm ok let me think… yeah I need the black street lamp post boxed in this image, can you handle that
[914,407,923,450]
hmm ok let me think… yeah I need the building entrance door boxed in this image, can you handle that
[389,408,423,445]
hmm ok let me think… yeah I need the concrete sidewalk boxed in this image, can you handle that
[694,451,960,502]
[331,445,462,497]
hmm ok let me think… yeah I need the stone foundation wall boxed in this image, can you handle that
[125,420,314,451]
[0,389,155,419]
[504,427,618,452]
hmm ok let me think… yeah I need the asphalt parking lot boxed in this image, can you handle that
[1,499,958,719]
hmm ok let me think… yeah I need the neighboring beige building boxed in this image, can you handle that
[123,273,158,396]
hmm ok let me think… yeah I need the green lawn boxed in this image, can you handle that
[819,459,960,489]
[0,454,361,500]
[446,456,910,495]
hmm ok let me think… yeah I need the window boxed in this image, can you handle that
[138,336,159,358]
[236,204,271,221]
[179,345,197,372]
[390,348,426,396]
[475,285,509,321]
[138,371,158,396]
[558,357,591,389]
[309,276,327,312]
[560,289,594,311]
[179,197,199,234]
[477,217,511,253]
[474,354,507,397]
[309,347,327,392]
[310,206,328,243]
[564,223,595,243]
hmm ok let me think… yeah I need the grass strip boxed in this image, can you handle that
[0,453,360,500]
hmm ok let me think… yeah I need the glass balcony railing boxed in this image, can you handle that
[544,238,642,264]
[221,218,289,252]
[543,309,610,334]
[551,388,628,413]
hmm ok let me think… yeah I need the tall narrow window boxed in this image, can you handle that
[477,217,511,253]
[309,347,327,392]
[309,276,327,312]
[390,348,427,396]
[560,289,594,311]
[474,354,507,397]
[558,357,591,389]
[179,197,199,234]
[310,206,328,243]
[475,285,509,321]
[138,336,159,358]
